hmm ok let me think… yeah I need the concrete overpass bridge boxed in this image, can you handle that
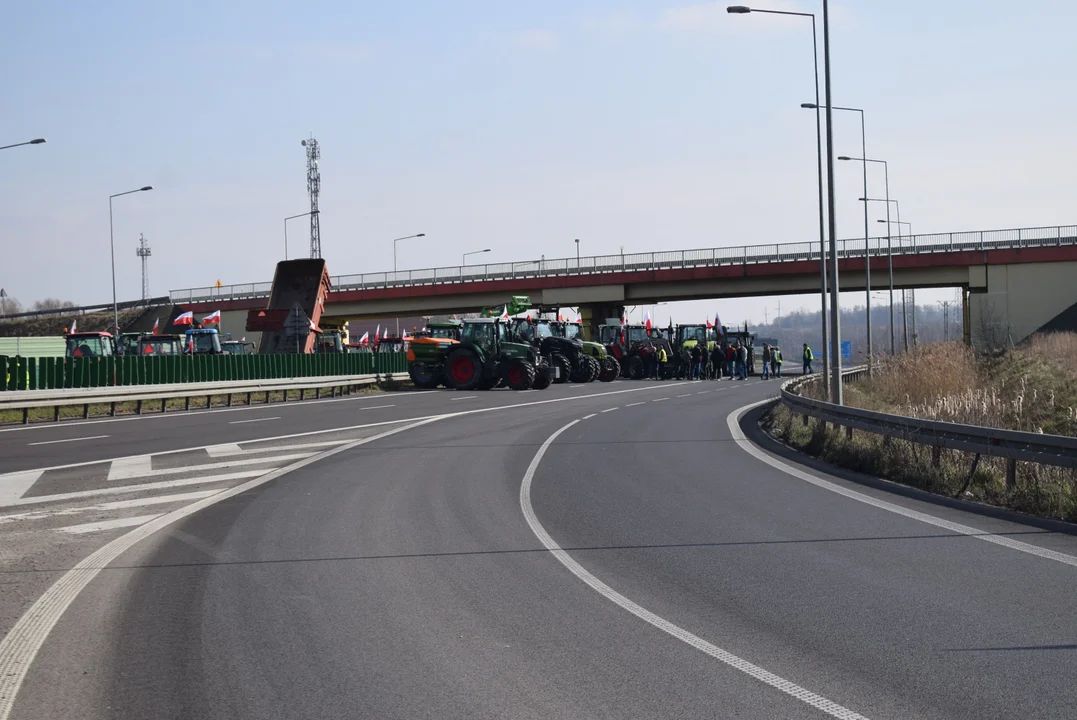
[170,224,1077,347]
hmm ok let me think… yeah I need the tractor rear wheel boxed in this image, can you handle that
[408,362,441,389]
[550,353,571,384]
[570,356,592,383]
[505,360,535,390]
[626,355,644,380]
[589,356,602,381]
[445,349,483,391]
[532,359,552,389]
[599,356,619,382]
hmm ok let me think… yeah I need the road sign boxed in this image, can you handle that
[840,340,852,360]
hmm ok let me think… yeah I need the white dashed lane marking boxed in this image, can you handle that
[26,435,110,447]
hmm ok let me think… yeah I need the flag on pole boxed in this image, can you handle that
[402,329,409,341]
[500,305,510,321]
[70,318,78,334]
[706,316,713,329]
[383,327,389,339]
[358,331,370,346]
[202,310,221,325]
[715,314,723,336]
[644,311,652,332]
[152,317,159,335]
[175,311,194,326]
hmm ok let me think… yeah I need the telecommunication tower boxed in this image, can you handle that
[135,233,151,299]
[301,136,321,258]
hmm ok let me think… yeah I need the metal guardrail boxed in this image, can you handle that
[0,372,408,425]
[780,370,1077,473]
[170,224,1077,304]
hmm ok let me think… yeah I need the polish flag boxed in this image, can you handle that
[374,324,380,341]
[358,331,370,346]
[202,310,221,325]
[499,306,510,321]
[383,327,389,339]
[70,318,78,334]
[152,317,160,335]
[706,316,713,329]
[715,314,723,335]
[175,311,194,325]
[558,313,564,322]
[644,311,652,332]
[402,329,409,341]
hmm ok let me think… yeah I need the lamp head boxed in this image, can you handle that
[726,5,752,13]
[139,186,153,192]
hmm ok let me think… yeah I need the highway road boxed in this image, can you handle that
[3,376,1077,719]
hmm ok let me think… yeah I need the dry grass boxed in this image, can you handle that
[766,333,1077,523]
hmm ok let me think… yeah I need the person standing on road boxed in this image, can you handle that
[761,344,771,380]
[701,345,711,381]
[690,344,702,380]
[802,343,814,375]
[657,345,668,380]
[771,346,780,378]
[710,344,723,380]
[726,344,735,379]
[734,342,744,380]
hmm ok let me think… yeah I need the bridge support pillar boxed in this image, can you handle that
[579,304,624,341]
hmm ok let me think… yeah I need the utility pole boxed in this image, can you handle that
[938,300,953,342]
[301,136,322,259]
[135,233,152,300]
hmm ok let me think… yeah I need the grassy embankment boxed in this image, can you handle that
[766,334,1077,522]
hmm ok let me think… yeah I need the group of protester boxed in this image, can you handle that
[647,342,769,381]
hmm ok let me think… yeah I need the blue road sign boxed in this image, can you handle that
[840,340,852,360]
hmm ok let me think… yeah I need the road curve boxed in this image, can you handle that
[8,378,1077,719]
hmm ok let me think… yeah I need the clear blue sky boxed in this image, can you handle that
[3,0,1074,327]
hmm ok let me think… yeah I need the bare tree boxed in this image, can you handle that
[0,292,24,316]
[31,298,77,311]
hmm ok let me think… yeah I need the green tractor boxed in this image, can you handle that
[407,320,463,388]
[443,318,551,391]
[552,321,619,382]
[509,317,598,384]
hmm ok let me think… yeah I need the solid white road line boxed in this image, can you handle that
[600,407,619,413]
[26,435,110,447]
[0,471,44,505]
[107,452,315,483]
[519,418,870,720]
[96,489,222,510]
[204,443,244,457]
[0,490,224,524]
[727,399,1077,569]
[1,470,269,509]
[0,389,439,434]
[361,405,395,411]
[451,396,477,401]
[0,416,443,720]
[58,514,164,535]
[205,439,351,458]
[107,455,153,482]
[582,413,597,420]
[228,416,280,425]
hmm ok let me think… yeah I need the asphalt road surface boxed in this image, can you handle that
[4,376,1077,719]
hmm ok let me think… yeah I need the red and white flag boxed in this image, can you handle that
[382,327,389,339]
[70,318,78,334]
[401,329,409,341]
[499,306,510,321]
[175,311,194,325]
[152,317,160,335]
[644,311,652,332]
[358,331,370,346]
[309,319,317,332]
[202,310,221,325]
[706,316,713,329]
[558,313,564,322]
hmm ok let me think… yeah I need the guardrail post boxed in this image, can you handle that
[83,404,89,419]
[845,425,853,440]
[110,402,116,417]
[932,446,941,467]
[22,407,29,424]
[227,393,233,407]
[136,399,143,415]
[53,405,60,422]
[184,396,190,411]
[1005,458,1018,489]
[161,398,167,413]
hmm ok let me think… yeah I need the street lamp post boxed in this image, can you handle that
[462,249,491,265]
[0,138,46,151]
[729,4,829,396]
[392,233,426,335]
[284,211,319,260]
[109,186,153,336]
[575,238,580,268]
[845,156,894,355]
[824,106,870,374]
[884,217,913,350]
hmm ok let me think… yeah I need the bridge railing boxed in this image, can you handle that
[170,224,1077,304]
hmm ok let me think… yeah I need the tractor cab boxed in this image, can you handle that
[184,328,223,355]
[122,333,184,356]
[426,321,462,340]
[221,340,256,355]
[314,330,345,354]
[65,332,116,358]
[677,324,717,350]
